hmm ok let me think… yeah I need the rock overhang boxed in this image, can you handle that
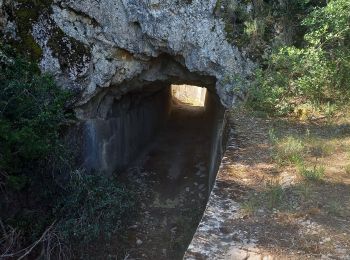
[1,0,255,113]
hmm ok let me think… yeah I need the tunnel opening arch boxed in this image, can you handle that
[75,53,228,184]
[60,52,232,259]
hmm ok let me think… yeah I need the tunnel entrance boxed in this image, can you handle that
[107,85,226,259]
[78,80,226,259]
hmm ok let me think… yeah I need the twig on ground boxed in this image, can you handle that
[0,221,56,259]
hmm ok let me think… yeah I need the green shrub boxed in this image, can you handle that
[56,171,135,248]
[0,45,136,259]
[246,0,350,116]
[0,45,73,257]
[0,45,72,180]
[298,164,325,181]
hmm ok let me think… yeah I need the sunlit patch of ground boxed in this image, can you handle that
[223,108,350,259]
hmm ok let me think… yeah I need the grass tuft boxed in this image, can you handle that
[265,182,284,209]
[296,183,312,202]
[298,164,325,181]
[273,136,305,165]
[327,200,343,217]
[241,196,259,216]
[308,139,335,157]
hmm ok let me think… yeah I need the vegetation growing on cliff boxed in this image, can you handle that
[0,46,134,259]
[216,0,319,60]
[218,0,349,116]
[243,0,350,116]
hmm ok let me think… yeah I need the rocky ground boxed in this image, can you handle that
[186,109,350,260]
[110,101,213,260]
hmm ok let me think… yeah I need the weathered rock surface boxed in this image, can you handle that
[0,0,10,35]
[1,0,254,114]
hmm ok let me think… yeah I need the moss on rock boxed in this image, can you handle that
[13,5,43,58]
[6,0,53,60]
[3,0,91,77]
[47,22,91,79]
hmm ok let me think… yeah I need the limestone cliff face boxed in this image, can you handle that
[1,0,254,115]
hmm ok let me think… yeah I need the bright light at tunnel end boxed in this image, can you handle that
[171,84,207,107]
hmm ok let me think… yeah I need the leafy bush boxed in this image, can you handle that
[0,46,136,258]
[0,45,72,181]
[0,45,73,256]
[246,0,350,116]
[56,171,135,247]
[217,0,314,59]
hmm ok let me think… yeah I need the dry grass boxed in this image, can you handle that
[224,107,350,258]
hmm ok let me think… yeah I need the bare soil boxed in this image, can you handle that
[220,109,350,259]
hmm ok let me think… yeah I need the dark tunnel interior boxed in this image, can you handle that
[78,81,227,259]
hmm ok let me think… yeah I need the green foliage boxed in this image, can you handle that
[56,171,135,247]
[265,182,285,209]
[0,45,71,255]
[272,135,305,165]
[241,182,287,212]
[6,174,28,191]
[241,196,259,215]
[246,0,350,115]
[298,164,325,181]
[0,45,69,255]
[0,46,135,258]
[0,45,71,181]
[217,0,314,59]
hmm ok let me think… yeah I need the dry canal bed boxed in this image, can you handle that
[115,102,213,259]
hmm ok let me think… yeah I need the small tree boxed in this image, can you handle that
[247,0,350,115]
[0,46,72,189]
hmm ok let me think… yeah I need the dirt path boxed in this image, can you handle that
[187,109,350,259]
[229,111,350,259]
[115,102,214,259]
